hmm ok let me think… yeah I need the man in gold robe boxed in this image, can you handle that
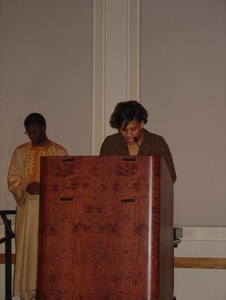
[8,113,68,300]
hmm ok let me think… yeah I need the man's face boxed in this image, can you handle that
[119,119,144,145]
[25,125,46,146]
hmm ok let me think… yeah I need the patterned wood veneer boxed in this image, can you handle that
[38,156,173,300]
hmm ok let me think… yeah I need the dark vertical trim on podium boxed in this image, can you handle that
[160,158,174,300]
[151,156,161,300]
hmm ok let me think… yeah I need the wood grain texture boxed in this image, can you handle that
[174,257,226,269]
[0,254,15,264]
[1,255,226,270]
[38,156,173,300]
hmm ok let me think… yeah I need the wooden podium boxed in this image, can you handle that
[38,156,174,300]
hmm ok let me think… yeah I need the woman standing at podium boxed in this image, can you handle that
[100,100,176,183]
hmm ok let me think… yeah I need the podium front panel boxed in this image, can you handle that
[38,156,173,300]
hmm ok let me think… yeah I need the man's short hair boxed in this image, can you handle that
[24,113,46,127]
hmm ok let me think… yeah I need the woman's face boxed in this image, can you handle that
[119,119,144,145]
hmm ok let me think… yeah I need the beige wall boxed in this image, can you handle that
[1,0,225,223]
[0,0,93,210]
[174,226,226,300]
[141,0,226,226]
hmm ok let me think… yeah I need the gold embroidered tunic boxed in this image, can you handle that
[8,141,68,300]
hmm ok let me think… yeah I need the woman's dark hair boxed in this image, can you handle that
[24,113,46,127]
[109,100,148,129]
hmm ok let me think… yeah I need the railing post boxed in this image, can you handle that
[5,218,12,300]
[0,211,16,300]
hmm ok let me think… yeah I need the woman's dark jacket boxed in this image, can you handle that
[100,128,176,183]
